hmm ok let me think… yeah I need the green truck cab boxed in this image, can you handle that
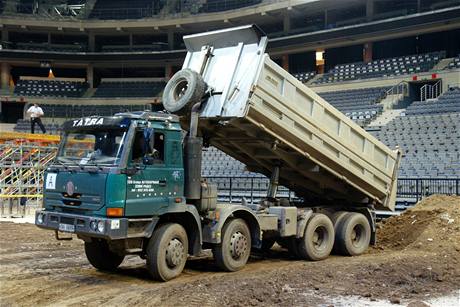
[36,111,260,281]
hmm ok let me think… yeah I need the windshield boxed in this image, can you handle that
[57,129,127,166]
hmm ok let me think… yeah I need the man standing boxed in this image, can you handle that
[26,103,46,134]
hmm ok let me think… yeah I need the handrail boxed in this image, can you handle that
[420,79,443,101]
[386,80,409,97]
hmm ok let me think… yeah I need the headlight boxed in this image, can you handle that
[37,213,44,224]
[97,220,105,233]
[90,221,97,231]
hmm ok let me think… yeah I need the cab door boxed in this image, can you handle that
[125,128,170,216]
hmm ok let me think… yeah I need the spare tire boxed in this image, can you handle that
[162,69,206,116]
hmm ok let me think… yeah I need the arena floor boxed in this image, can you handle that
[1,195,459,306]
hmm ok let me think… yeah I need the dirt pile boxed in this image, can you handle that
[376,195,460,253]
[1,195,460,306]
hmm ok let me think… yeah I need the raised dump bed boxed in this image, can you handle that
[181,25,401,211]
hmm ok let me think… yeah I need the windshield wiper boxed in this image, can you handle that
[56,157,84,171]
[53,158,69,171]
[85,157,104,173]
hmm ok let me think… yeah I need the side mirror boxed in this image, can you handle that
[143,156,155,165]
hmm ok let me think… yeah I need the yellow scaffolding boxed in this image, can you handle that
[0,136,58,216]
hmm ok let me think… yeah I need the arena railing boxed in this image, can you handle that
[4,0,265,20]
[204,176,460,204]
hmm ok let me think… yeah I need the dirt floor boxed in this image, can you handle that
[1,195,459,306]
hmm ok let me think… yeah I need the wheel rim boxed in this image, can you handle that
[230,231,248,260]
[351,224,364,247]
[173,79,188,100]
[165,238,185,268]
[312,226,328,251]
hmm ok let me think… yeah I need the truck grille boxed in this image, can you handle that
[60,216,75,225]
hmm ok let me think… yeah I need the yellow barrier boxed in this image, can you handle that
[0,195,43,198]
[0,132,60,142]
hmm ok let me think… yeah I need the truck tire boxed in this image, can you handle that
[84,239,124,271]
[276,238,289,249]
[146,223,188,281]
[335,212,371,256]
[259,238,276,252]
[331,211,351,254]
[162,68,206,116]
[298,213,334,261]
[331,211,350,226]
[276,237,300,258]
[287,237,301,259]
[212,218,251,271]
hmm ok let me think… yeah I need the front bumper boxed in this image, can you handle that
[35,210,130,240]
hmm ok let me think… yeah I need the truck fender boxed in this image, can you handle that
[296,209,314,239]
[156,204,203,256]
[203,204,261,248]
[359,207,377,245]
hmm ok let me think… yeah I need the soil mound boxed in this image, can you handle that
[376,195,460,252]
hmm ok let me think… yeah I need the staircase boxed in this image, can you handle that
[306,73,323,85]
[368,109,405,127]
[380,93,404,109]
[432,58,454,71]
[82,87,97,98]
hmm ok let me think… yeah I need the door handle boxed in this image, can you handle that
[159,180,167,187]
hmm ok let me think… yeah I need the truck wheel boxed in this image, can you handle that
[259,238,276,252]
[277,237,300,258]
[213,218,251,271]
[335,212,371,256]
[146,223,188,281]
[84,239,124,271]
[298,213,334,261]
[331,211,351,254]
[162,68,206,116]
[331,211,350,226]
[287,237,301,259]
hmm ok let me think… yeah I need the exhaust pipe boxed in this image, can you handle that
[184,102,203,200]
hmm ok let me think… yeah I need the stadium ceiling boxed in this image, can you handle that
[0,1,459,64]
[0,0,365,33]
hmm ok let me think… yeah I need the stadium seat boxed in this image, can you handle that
[314,51,446,84]
[13,79,88,98]
[318,86,390,125]
[93,80,165,98]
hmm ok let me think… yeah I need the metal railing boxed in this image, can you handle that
[386,81,409,97]
[420,80,442,101]
[205,176,460,204]
[205,176,293,204]
[2,0,264,20]
[396,177,459,202]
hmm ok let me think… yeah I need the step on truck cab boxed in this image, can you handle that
[36,25,401,281]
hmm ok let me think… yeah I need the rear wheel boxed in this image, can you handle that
[331,211,351,254]
[146,223,188,281]
[335,213,371,256]
[85,239,124,271]
[298,213,334,261]
[213,219,251,271]
[259,238,276,252]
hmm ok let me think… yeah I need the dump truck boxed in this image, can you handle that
[35,25,401,281]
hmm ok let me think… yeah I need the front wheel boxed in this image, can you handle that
[146,223,188,281]
[213,218,251,271]
[84,239,125,271]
